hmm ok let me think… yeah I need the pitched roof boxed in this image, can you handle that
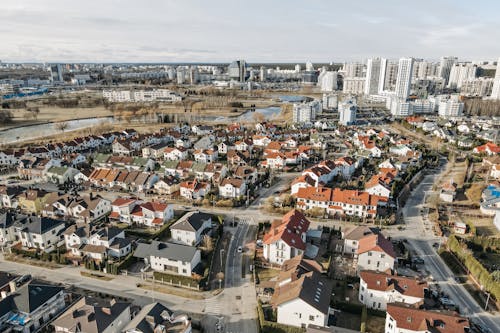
[0,282,63,316]
[52,297,131,333]
[360,270,427,298]
[271,271,332,314]
[263,209,310,250]
[170,211,212,232]
[134,241,199,262]
[277,254,323,285]
[122,302,174,333]
[386,303,469,333]
[357,233,396,258]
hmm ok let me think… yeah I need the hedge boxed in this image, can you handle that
[331,301,364,314]
[447,235,500,302]
[153,271,200,289]
[106,253,137,275]
[11,246,67,264]
[257,300,305,333]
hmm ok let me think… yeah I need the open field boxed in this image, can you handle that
[2,106,113,129]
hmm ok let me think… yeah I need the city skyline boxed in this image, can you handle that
[1,0,500,63]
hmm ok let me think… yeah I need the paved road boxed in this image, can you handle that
[393,163,500,333]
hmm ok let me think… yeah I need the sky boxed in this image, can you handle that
[1,0,499,63]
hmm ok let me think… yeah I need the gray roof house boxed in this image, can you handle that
[134,241,201,277]
[0,282,66,333]
[169,211,212,246]
[52,297,131,333]
[123,302,191,333]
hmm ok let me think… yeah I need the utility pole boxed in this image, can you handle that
[485,292,490,310]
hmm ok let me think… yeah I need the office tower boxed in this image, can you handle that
[228,60,246,82]
[491,57,500,100]
[319,71,338,92]
[439,56,458,85]
[305,61,315,72]
[295,64,301,72]
[395,57,414,99]
[339,97,357,126]
[322,93,338,110]
[364,58,381,95]
[447,63,478,89]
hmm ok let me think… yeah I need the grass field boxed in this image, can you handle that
[3,106,113,129]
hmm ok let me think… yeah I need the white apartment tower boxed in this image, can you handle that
[491,57,500,100]
[364,58,382,95]
[395,57,414,99]
[439,56,458,85]
[448,63,478,89]
[322,71,338,91]
[339,97,357,126]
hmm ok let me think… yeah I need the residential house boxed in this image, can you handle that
[439,181,456,203]
[13,216,66,252]
[109,198,140,224]
[356,233,396,272]
[473,142,500,156]
[0,211,27,245]
[130,202,173,227]
[193,149,218,164]
[342,226,378,257]
[359,270,427,310]
[45,166,79,184]
[385,303,469,333]
[164,147,188,161]
[153,176,180,195]
[0,282,65,333]
[134,241,201,277]
[263,209,310,265]
[271,271,333,328]
[64,225,131,260]
[123,302,192,333]
[219,178,247,198]
[170,211,212,246]
[0,185,24,209]
[18,189,50,214]
[179,180,210,200]
[263,152,286,169]
[52,297,131,333]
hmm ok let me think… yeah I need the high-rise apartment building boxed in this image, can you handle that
[364,58,381,95]
[339,97,357,126]
[447,63,478,89]
[395,58,414,99]
[439,56,458,85]
[491,57,500,100]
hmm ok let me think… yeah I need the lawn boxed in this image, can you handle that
[366,314,386,333]
[256,267,280,281]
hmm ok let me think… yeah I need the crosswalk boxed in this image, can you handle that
[204,295,224,314]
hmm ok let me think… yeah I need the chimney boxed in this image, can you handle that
[1,291,7,299]
[145,315,156,325]
[101,307,111,315]
[110,298,116,306]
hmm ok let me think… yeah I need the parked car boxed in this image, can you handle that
[439,297,455,306]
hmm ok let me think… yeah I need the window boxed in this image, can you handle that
[378,303,381,309]
[360,295,364,301]
[381,254,385,258]
[367,260,371,265]
[372,302,376,308]
[309,315,315,321]
[368,252,372,256]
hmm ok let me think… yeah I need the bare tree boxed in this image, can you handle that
[55,121,69,132]
[202,234,213,251]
